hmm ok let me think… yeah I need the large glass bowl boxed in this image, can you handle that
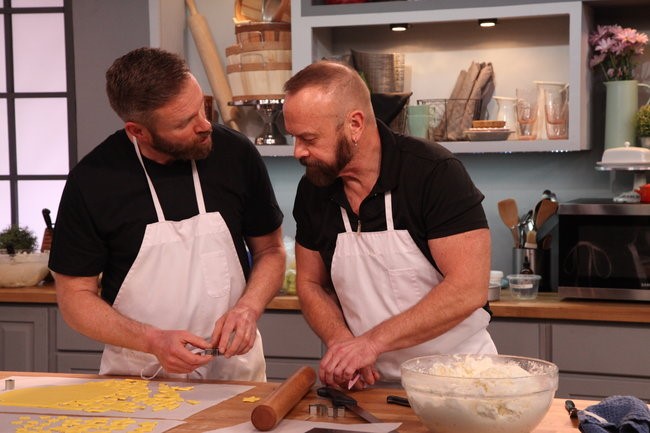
[0,252,50,287]
[401,354,558,433]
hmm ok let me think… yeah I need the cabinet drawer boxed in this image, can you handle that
[259,312,323,358]
[557,372,650,401]
[265,358,321,382]
[55,310,103,351]
[552,323,650,377]
[487,319,545,359]
[56,352,102,374]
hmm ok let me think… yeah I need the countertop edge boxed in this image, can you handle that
[2,286,649,324]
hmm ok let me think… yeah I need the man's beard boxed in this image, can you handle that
[300,132,354,187]
[150,130,213,161]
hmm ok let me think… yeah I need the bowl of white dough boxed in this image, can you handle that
[0,252,50,287]
[401,354,558,433]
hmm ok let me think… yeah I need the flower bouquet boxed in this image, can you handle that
[588,25,648,81]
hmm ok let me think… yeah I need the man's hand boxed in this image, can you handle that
[147,329,215,374]
[319,335,381,388]
[210,303,259,357]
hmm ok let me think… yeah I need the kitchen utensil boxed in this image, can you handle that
[251,366,317,431]
[317,387,394,428]
[185,0,240,130]
[262,0,290,22]
[542,189,558,202]
[534,199,559,231]
[41,208,53,252]
[565,399,580,427]
[536,213,557,250]
[497,198,519,247]
[386,395,411,407]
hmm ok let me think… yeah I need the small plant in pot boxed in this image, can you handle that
[0,225,50,287]
[636,104,650,149]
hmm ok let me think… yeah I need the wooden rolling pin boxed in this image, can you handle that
[185,0,240,131]
[251,366,317,431]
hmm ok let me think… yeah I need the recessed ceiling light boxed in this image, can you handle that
[390,23,409,32]
[478,18,498,28]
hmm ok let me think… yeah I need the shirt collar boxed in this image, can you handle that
[330,120,402,207]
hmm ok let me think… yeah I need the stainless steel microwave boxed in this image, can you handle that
[557,199,650,301]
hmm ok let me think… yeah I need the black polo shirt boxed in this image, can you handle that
[50,126,283,304]
[293,121,488,274]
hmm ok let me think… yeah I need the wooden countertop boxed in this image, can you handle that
[2,284,649,324]
[0,371,596,433]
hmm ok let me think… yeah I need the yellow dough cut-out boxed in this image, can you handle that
[0,379,196,413]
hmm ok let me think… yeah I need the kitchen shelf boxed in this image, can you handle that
[256,144,294,157]
[290,0,592,153]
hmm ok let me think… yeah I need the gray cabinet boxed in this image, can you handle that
[0,305,50,372]
[258,311,324,381]
[54,309,103,373]
[489,318,650,400]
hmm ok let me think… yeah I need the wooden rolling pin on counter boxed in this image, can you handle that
[3,284,649,323]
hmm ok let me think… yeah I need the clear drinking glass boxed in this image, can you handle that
[516,88,538,140]
[544,86,569,139]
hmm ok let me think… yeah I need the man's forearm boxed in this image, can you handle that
[237,245,286,318]
[55,274,157,354]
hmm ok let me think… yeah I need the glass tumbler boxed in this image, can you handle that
[516,88,538,140]
[544,86,569,139]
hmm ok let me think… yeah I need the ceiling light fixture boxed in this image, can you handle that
[478,18,498,28]
[390,23,409,32]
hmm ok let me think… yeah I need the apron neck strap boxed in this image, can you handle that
[132,137,166,222]
[339,191,394,232]
[131,137,207,222]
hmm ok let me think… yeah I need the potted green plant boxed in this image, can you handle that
[0,225,38,255]
[0,225,49,287]
[636,104,650,149]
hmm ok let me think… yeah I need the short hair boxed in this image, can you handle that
[283,60,373,123]
[105,47,190,124]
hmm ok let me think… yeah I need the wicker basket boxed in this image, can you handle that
[351,49,405,93]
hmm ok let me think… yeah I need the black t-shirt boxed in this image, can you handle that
[49,126,283,304]
[292,121,488,274]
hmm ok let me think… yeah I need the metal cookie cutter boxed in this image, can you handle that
[4,379,15,391]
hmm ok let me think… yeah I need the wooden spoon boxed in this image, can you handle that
[535,199,559,230]
[497,198,520,247]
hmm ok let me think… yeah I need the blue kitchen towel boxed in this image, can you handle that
[578,395,650,433]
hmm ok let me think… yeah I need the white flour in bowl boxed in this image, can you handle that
[406,356,555,433]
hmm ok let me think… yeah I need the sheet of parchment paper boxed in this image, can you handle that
[0,375,252,421]
[206,419,402,433]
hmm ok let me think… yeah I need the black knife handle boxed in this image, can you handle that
[317,386,357,407]
[386,395,411,407]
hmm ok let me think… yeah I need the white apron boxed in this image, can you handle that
[330,192,496,382]
[99,141,266,381]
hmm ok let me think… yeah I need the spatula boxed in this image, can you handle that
[535,199,559,230]
[497,198,519,247]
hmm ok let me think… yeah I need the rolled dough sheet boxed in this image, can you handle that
[0,376,252,420]
[0,413,184,433]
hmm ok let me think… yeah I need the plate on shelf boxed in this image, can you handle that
[464,128,513,141]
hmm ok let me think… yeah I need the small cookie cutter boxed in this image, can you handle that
[5,379,15,391]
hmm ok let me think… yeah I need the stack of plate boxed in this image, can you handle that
[465,120,513,141]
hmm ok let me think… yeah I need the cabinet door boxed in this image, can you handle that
[551,323,650,377]
[258,312,324,358]
[558,372,650,401]
[56,352,103,374]
[0,305,49,371]
[487,319,547,359]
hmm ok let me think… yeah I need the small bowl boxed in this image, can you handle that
[401,354,558,433]
[507,274,541,300]
[0,252,50,287]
